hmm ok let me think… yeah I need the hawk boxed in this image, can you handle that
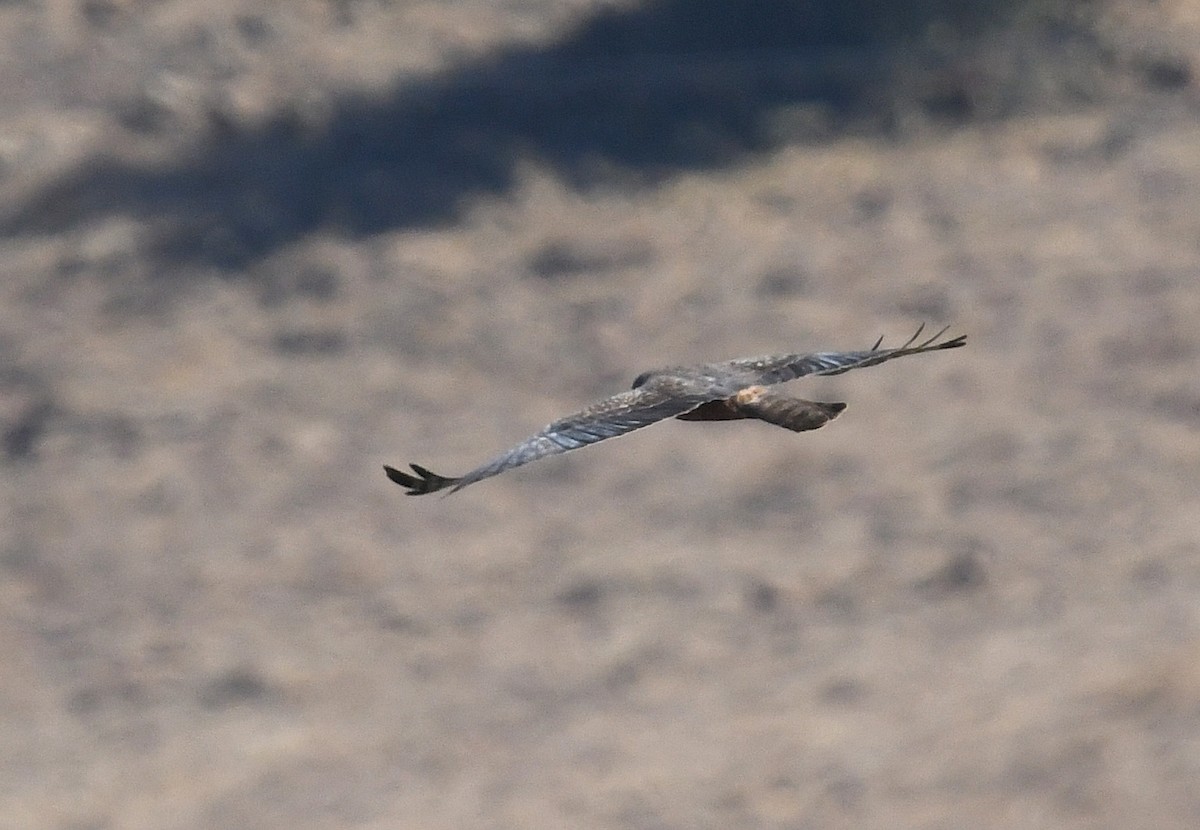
[386,324,965,495]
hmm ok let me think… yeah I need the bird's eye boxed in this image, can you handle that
[631,372,652,389]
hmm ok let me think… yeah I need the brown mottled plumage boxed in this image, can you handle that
[385,325,965,495]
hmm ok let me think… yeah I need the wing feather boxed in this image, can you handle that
[384,380,710,495]
[717,324,966,386]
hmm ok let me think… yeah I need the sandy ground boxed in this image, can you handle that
[2,1,1200,828]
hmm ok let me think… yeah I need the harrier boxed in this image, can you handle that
[386,324,965,495]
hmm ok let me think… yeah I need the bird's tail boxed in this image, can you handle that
[738,392,847,433]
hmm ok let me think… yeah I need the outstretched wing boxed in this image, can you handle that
[384,379,711,495]
[716,324,966,386]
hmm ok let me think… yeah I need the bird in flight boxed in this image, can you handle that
[385,324,965,495]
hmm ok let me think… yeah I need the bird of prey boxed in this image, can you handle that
[385,324,965,495]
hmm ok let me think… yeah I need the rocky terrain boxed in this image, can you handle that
[2,1,1199,827]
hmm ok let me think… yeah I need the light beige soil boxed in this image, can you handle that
[1,2,1199,828]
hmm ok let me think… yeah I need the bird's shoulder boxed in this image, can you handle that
[629,364,743,397]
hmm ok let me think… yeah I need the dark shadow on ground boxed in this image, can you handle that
[3,0,1087,269]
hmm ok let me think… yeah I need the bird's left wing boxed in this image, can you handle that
[385,380,711,495]
[717,324,966,386]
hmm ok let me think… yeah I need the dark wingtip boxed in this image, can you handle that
[384,463,461,496]
[910,325,966,351]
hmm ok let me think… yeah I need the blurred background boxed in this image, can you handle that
[1,1,1199,827]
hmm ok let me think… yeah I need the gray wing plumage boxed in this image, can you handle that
[384,379,711,495]
[716,324,966,386]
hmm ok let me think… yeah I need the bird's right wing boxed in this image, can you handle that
[385,380,711,495]
[717,324,966,386]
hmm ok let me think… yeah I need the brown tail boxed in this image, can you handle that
[736,389,846,433]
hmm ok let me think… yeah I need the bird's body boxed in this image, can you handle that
[385,325,965,495]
